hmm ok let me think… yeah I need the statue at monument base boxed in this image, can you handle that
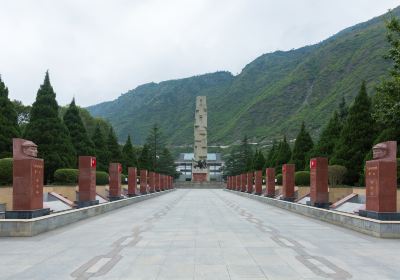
[5,138,50,219]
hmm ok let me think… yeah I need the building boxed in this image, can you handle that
[175,153,224,182]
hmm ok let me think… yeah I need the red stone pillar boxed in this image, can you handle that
[236,175,240,191]
[360,141,399,220]
[310,158,329,208]
[140,169,148,194]
[282,164,295,201]
[127,167,138,196]
[241,173,246,192]
[154,173,159,191]
[148,171,155,193]
[247,172,254,193]
[160,174,165,191]
[171,176,174,189]
[77,156,98,207]
[265,168,275,197]
[254,170,262,195]
[109,163,122,201]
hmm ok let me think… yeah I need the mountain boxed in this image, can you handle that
[87,7,398,146]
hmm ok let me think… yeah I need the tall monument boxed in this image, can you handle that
[192,96,209,182]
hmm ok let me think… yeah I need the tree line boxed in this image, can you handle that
[224,14,400,186]
[0,72,176,183]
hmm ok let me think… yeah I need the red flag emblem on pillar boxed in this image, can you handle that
[91,158,96,168]
[118,163,122,173]
[310,159,317,169]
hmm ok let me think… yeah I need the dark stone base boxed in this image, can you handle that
[108,196,123,202]
[6,208,50,219]
[265,194,275,198]
[254,193,262,196]
[307,201,330,209]
[359,210,400,221]
[75,200,99,208]
[281,197,295,202]
[127,193,138,197]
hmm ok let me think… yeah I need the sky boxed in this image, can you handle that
[0,0,399,107]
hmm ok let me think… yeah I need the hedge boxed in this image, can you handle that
[53,169,79,185]
[0,158,12,186]
[276,174,282,185]
[96,171,109,185]
[295,171,310,186]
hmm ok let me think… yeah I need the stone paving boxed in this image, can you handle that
[1,189,400,279]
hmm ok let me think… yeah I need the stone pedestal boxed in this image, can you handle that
[76,156,99,208]
[7,138,50,219]
[128,167,138,197]
[309,158,329,208]
[192,170,208,183]
[140,170,148,194]
[247,172,254,193]
[148,172,155,193]
[109,163,122,201]
[254,171,262,195]
[265,168,275,197]
[155,173,160,192]
[282,164,295,202]
[359,141,400,220]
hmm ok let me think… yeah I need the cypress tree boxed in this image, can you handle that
[312,111,342,158]
[145,124,165,171]
[274,135,292,174]
[138,144,151,170]
[63,99,94,161]
[265,140,278,168]
[121,135,137,173]
[331,81,375,185]
[253,149,266,171]
[338,95,348,122]
[92,123,108,171]
[107,127,122,163]
[238,135,253,172]
[24,72,76,182]
[157,147,176,176]
[291,122,314,170]
[0,76,19,158]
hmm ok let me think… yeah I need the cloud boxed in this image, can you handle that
[0,0,398,106]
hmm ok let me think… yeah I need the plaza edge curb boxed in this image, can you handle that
[0,189,176,237]
[225,189,400,239]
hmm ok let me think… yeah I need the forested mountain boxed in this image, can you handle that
[87,7,399,146]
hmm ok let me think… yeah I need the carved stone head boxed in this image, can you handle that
[372,141,397,162]
[13,138,38,160]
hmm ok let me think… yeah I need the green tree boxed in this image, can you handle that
[138,144,151,170]
[12,100,31,135]
[291,122,313,170]
[338,95,348,123]
[223,145,242,176]
[63,99,95,161]
[372,14,400,152]
[157,147,176,176]
[107,127,122,163]
[331,81,375,185]
[274,135,292,174]
[265,140,278,168]
[253,149,266,171]
[24,72,76,182]
[145,123,165,171]
[121,135,137,173]
[312,111,342,159]
[239,135,254,172]
[92,123,108,172]
[0,77,19,158]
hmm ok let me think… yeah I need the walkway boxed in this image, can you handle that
[1,189,400,280]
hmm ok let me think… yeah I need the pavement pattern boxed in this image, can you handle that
[1,189,400,280]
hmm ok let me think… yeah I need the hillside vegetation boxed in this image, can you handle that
[87,7,399,146]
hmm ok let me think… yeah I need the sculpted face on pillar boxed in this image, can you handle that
[13,138,39,160]
[372,141,397,161]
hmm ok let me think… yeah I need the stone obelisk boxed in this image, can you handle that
[192,96,209,182]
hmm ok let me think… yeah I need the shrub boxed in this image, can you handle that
[276,174,282,185]
[53,169,79,185]
[328,165,347,187]
[96,171,109,185]
[295,171,310,186]
[0,158,12,186]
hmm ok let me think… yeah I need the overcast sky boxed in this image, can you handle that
[1,0,399,107]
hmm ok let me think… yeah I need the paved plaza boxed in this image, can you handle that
[1,189,400,280]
